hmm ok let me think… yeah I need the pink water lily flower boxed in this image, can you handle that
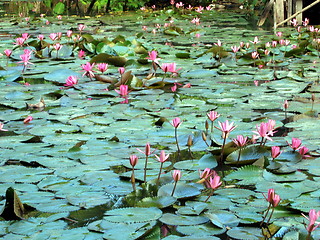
[129,155,138,167]
[208,175,222,190]
[96,63,108,73]
[146,50,158,62]
[155,150,170,163]
[170,117,182,128]
[191,17,200,25]
[4,49,12,57]
[37,34,45,41]
[66,30,73,38]
[283,100,289,110]
[78,24,85,32]
[195,6,204,13]
[199,168,215,180]
[115,84,128,97]
[207,111,220,122]
[233,135,248,148]
[231,45,240,53]
[64,76,78,87]
[251,51,259,59]
[81,62,95,79]
[53,43,62,51]
[18,52,33,72]
[299,146,311,159]
[271,146,282,159]
[250,36,260,44]
[118,67,125,75]
[216,120,236,138]
[287,137,302,151]
[214,39,222,47]
[264,188,281,207]
[23,115,33,124]
[14,37,25,46]
[302,209,320,233]
[0,122,8,131]
[172,169,181,182]
[78,50,86,59]
[161,63,181,74]
[49,33,57,41]
[252,122,273,142]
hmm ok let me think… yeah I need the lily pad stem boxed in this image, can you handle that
[260,203,271,227]
[143,155,149,183]
[174,127,180,153]
[171,181,178,196]
[156,162,164,185]
[219,136,227,166]
[131,168,136,192]
[204,190,214,203]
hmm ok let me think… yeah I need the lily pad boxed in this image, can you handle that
[104,207,162,223]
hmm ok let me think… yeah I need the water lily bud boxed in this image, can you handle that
[205,120,209,130]
[202,132,207,142]
[172,170,181,182]
[187,135,193,147]
[129,155,138,167]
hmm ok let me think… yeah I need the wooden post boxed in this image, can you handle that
[274,0,285,24]
[296,0,303,23]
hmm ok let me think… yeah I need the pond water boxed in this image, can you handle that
[0,6,320,240]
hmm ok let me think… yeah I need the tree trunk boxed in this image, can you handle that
[106,0,111,13]
[86,0,97,15]
[123,0,128,11]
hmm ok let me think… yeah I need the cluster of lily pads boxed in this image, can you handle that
[0,3,320,240]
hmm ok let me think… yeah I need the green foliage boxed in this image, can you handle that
[53,2,65,15]
[43,0,52,8]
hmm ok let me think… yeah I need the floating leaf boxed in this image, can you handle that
[136,196,176,208]
[224,165,264,185]
[104,207,162,223]
[0,187,25,220]
[176,222,226,236]
[227,227,263,239]
[159,213,209,226]
[158,183,201,199]
[205,210,239,228]
[177,201,207,215]
[103,221,157,240]
[90,53,127,66]
[226,145,270,165]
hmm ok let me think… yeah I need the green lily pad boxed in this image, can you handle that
[158,183,201,199]
[104,207,162,223]
[159,213,209,226]
[226,145,270,165]
[227,227,263,239]
[136,196,176,209]
[224,165,264,185]
[176,222,226,236]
